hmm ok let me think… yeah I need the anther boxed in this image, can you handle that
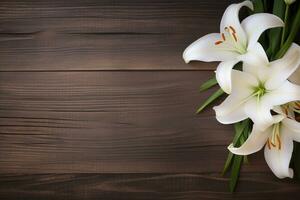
[215,41,223,45]
[229,26,236,33]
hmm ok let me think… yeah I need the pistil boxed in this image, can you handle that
[252,84,267,103]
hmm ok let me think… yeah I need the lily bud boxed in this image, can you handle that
[284,0,296,5]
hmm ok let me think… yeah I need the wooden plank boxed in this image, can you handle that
[0,173,299,200]
[0,71,268,173]
[0,0,237,71]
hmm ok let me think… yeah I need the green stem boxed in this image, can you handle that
[280,5,289,47]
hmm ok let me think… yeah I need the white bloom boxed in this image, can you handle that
[228,107,300,179]
[183,0,284,94]
[214,43,300,130]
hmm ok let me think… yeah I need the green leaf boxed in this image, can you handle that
[243,155,249,164]
[222,152,234,176]
[222,119,250,175]
[229,155,243,193]
[239,135,249,164]
[196,88,224,113]
[275,2,300,59]
[272,0,285,19]
[199,77,217,92]
[251,0,269,48]
[223,119,252,191]
[251,0,265,13]
[242,121,251,164]
[267,0,285,59]
[262,0,269,12]
[232,120,249,145]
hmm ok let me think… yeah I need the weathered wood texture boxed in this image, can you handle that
[0,0,239,71]
[0,71,269,173]
[1,0,300,198]
[1,174,300,200]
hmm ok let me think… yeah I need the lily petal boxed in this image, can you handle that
[215,59,240,94]
[264,130,294,179]
[220,0,253,47]
[228,125,272,155]
[263,81,300,107]
[282,118,300,142]
[241,13,284,50]
[214,70,258,124]
[265,43,300,90]
[241,42,269,80]
[214,96,248,124]
[244,98,274,130]
[183,33,240,63]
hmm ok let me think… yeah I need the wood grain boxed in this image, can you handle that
[0,174,300,200]
[0,0,238,71]
[1,0,300,197]
[0,71,270,173]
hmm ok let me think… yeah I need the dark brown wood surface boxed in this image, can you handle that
[0,173,299,200]
[0,0,300,199]
[0,0,229,71]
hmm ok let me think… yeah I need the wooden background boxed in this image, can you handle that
[0,0,300,199]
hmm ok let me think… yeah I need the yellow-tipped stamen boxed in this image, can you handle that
[213,25,246,54]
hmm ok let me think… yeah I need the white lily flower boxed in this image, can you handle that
[214,43,300,130]
[228,107,300,179]
[183,0,284,94]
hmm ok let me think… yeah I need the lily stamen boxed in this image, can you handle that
[222,33,226,41]
[232,33,238,42]
[267,139,271,150]
[271,141,276,147]
[213,25,246,54]
[276,135,282,150]
[229,26,236,33]
[266,123,282,150]
[295,102,300,109]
